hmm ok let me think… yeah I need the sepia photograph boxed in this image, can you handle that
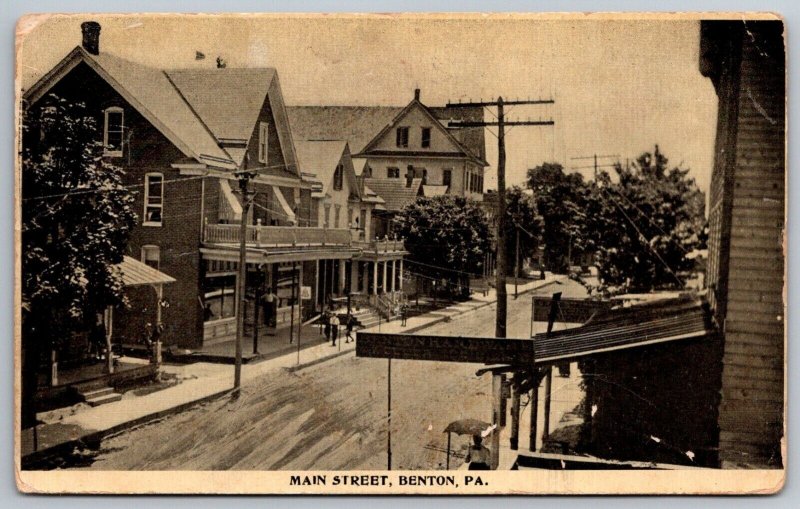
[14,12,785,494]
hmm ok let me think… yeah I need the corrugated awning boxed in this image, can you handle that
[532,296,717,363]
[115,256,176,287]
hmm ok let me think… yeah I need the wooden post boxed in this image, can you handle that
[289,264,297,344]
[514,226,520,298]
[495,97,507,338]
[490,373,503,469]
[446,432,452,470]
[387,358,392,470]
[543,366,553,441]
[233,174,252,391]
[530,381,539,451]
[104,306,114,374]
[50,349,58,387]
[510,378,520,450]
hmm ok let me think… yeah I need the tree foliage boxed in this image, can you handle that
[391,195,492,284]
[590,146,706,291]
[503,186,543,274]
[526,162,591,273]
[21,95,137,422]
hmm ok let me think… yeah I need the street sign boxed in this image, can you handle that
[356,333,535,365]
[300,285,311,300]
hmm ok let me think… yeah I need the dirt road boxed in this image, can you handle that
[82,280,586,470]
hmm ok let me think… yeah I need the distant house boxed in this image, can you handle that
[22,22,362,352]
[286,90,488,199]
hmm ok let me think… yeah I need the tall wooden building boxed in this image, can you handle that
[699,19,785,468]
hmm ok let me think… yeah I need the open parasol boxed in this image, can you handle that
[443,419,493,470]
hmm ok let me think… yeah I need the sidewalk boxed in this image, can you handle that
[20,273,566,465]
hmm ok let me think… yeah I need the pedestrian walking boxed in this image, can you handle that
[323,311,331,340]
[400,303,408,327]
[465,435,491,470]
[345,313,356,343]
[263,287,276,327]
[329,313,340,346]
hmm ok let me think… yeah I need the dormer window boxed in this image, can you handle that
[421,127,431,148]
[258,122,268,163]
[333,164,344,190]
[396,127,409,148]
[103,107,124,157]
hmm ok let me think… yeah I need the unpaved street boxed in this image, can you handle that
[82,280,586,470]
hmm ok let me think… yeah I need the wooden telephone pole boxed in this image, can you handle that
[233,170,257,392]
[447,97,554,337]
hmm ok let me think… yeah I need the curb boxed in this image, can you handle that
[285,346,355,372]
[21,385,233,469]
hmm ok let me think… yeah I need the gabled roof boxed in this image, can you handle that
[357,100,488,166]
[294,139,351,196]
[363,178,422,212]
[24,47,236,170]
[286,104,486,164]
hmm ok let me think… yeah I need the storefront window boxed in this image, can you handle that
[203,274,236,322]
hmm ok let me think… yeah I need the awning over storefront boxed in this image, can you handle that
[115,256,176,287]
[532,296,717,364]
[219,179,243,222]
[272,186,296,224]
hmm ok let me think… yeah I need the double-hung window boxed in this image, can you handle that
[103,107,124,157]
[387,167,400,179]
[141,245,160,270]
[144,173,164,226]
[333,164,344,190]
[258,122,269,163]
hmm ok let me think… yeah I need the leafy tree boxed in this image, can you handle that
[526,162,591,273]
[589,146,707,291]
[503,186,543,276]
[21,95,137,428]
[391,195,492,291]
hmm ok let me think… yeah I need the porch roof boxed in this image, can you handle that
[116,256,176,287]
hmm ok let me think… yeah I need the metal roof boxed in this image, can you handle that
[115,256,176,287]
[532,296,716,363]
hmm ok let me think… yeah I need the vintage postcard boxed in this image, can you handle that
[14,12,785,494]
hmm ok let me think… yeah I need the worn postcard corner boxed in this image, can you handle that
[14,11,786,495]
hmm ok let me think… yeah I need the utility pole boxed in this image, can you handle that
[233,170,257,392]
[447,97,554,338]
[570,153,620,182]
[514,225,520,298]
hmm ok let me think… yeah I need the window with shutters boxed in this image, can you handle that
[396,127,409,148]
[421,127,431,148]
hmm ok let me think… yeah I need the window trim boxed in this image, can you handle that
[103,106,124,157]
[143,172,164,227]
[258,122,269,163]
[141,245,160,271]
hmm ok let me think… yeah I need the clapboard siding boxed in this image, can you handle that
[703,20,785,468]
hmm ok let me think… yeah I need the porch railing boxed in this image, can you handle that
[205,224,352,247]
[353,239,407,254]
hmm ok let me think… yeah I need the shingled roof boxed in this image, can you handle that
[363,178,423,212]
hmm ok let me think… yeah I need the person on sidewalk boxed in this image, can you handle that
[400,303,408,327]
[344,313,356,343]
[263,287,276,327]
[323,311,331,340]
[465,434,491,470]
[329,313,340,346]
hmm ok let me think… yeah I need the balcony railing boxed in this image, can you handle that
[205,224,352,247]
[353,239,407,254]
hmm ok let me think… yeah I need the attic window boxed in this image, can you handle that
[421,127,431,148]
[103,107,124,157]
[396,127,409,148]
[258,122,268,163]
[333,164,344,191]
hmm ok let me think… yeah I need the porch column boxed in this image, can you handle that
[315,260,320,308]
[104,306,114,374]
[391,259,396,293]
[372,262,378,295]
[382,261,388,295]
[339,259,347,295]
[362,262,369,293]
[399,259,404,291]
[350,260,359,293]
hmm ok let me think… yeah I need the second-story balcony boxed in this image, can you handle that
[203,223,407,259]
[204,223,352,248]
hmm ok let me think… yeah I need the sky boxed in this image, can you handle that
[18,14,718,197]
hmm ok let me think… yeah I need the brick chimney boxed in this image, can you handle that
[81,21,101,55]
[414,88,421,102]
